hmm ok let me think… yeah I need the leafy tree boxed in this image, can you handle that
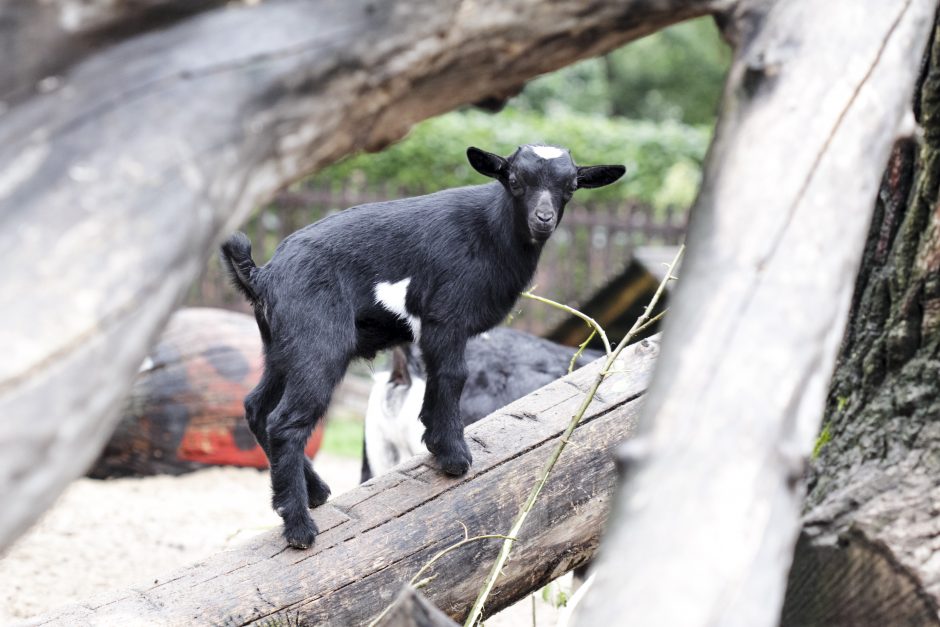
[514,17,730,125]
[308,109,710,209]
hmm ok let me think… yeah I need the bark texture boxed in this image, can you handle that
[574,1,938,626]
[781,18,940,626]
[0,0,718,551]
[32,339,657,627]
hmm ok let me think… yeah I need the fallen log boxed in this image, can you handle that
[89,308,323,478]
[32,336,658,627]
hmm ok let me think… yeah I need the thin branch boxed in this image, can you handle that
[521,291,612,355]
[367,533,516,627]
[464,245,684,627]
[568,328,598,373]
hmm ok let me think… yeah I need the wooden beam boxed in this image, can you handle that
[32,338,659,626]
[376,587,460,627]
[0,0,719,551]
[575,1,939,626]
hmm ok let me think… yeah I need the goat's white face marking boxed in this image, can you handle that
[530,145,564,160]
[375,278,421,340]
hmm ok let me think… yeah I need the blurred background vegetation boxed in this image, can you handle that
[303,17,730,211]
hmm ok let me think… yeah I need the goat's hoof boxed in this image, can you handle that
[307,478,331,509]
[436,449,472,477]
[283,518,318,550]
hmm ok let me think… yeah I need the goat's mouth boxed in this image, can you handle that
[528,223,555,242]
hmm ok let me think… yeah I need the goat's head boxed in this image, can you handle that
[467,144,625,244]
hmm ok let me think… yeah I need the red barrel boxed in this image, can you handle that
[90,308,323,477]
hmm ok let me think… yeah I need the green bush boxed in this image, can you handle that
[307,108,710,209]
[515,18,730,125]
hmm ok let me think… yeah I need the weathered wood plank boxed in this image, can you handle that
[377,587,460,627]
[575,1,939,626]
[0,0,720,551]
[30,337,658,626]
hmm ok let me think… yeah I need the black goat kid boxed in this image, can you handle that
[220,145,624,549]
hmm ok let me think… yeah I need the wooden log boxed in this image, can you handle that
[0,0,719,553]
[376,587,460,627]
[574,1,939,626]
[31,337,659,627]
[89,308,323,478]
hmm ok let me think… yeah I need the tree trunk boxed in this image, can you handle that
[0,0,719,552]
[31,339,657,627]
[781,17,940,626]
[574,1,938,626]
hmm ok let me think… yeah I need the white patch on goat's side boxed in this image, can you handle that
[530,145,564,159]
[375,278,421,340]
[365,371,428,477]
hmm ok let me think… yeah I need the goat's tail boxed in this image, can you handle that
[219,232,260,304]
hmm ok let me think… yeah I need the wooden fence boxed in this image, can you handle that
[188,184,687,335]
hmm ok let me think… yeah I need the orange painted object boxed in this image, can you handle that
[90,308,324,477]
[177,424,324,468]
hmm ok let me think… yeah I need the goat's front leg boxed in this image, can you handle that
[419,327,472,476]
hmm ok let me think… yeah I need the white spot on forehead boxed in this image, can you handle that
[375,278,421,341]
[529,145,564,160]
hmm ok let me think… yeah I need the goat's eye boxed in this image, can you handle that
[508,175,523,196]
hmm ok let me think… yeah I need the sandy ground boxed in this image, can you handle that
[0,453,565,626]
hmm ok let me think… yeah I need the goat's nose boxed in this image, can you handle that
[535,210,554,223]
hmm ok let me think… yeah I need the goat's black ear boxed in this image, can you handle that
[389,347,411,387]
[576,165,626,189]
[467,147,507,179]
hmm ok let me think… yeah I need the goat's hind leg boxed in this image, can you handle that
[304,461,331,508]
[244,367,283,459]
[267,355,348,549]
[244,363,331,509]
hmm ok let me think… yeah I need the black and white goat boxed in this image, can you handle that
[362,328,603,481]
[220,144,624,548]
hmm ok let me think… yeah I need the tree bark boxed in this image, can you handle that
[574,1,938,626]
[0,0,719,552]
[781,17,940,626]
[31,339,657,627]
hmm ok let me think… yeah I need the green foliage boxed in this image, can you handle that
[304,17,726,209]
[540,580,571,608]
[309,108,709,208]
[515,18,730,125]
[321,415,364,459]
